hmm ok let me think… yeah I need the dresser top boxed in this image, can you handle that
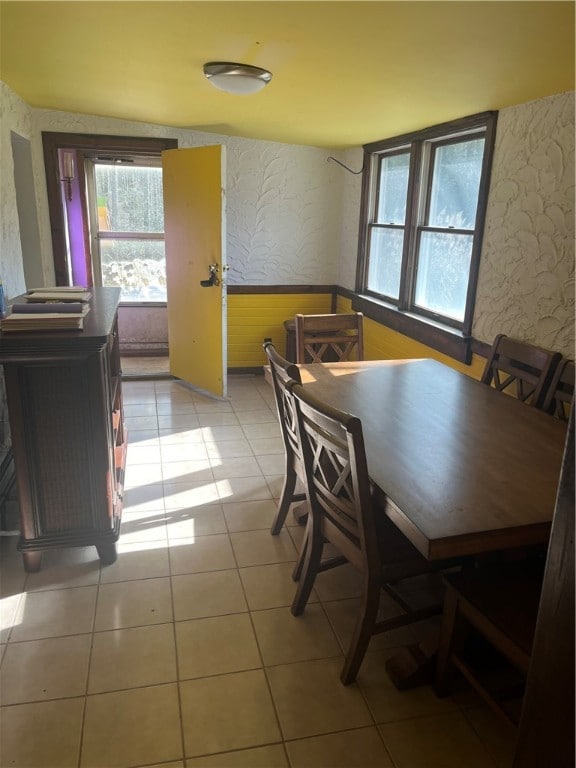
[0,287,121,357]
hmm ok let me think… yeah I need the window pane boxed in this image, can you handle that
[366,227,404,299]
[428,139,484,229]
[100,239,167,301]
[376,153,410,224]
[414,231,472,321]
[95,165,164,232]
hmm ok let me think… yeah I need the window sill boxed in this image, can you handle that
[350,293,473,364]
[118,301,167,308]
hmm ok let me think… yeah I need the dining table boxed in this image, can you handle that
[298,358,567,560]
[297,358,568,687]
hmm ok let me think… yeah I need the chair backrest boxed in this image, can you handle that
[541,358,575,421]
[480,334,561,408]
[263,341,302,461]
[294,313,364,364]
[291,383,379,572]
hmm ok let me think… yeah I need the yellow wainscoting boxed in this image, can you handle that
[336,295,486,379]
[227,293,332,369]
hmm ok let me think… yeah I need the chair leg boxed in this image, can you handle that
[434,585,459,697]
[270,462,297,535]
[292,525,308,582]
[291,527,323,616]
[340,579,380,685]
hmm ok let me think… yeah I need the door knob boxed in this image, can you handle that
[200,264,220,287]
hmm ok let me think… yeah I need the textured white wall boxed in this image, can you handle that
[336,147,364,290]
[474,92,575,355]
[220,137,340,285]
[0,85,31,462]
[0,83,31,298]
[27,105,340,288]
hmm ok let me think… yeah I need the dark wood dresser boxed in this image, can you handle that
[0,287,127,571]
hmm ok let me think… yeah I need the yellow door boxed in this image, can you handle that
[162,146,227,397]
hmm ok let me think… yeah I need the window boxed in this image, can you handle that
[356,112,497,345]
[41,132,177,292]
[86,157,166,302]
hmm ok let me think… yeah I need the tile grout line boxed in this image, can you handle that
[459,704,502,768]
[222,494,289,759]
[76,553,103,768]
[169,380,282,763]
[165,496,187,768]
[157,375,201,762]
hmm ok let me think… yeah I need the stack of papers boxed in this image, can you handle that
[1,287,91,332]
[24,286,92,303]
[12,302,84,314]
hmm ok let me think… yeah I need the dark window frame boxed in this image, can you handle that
[41,132,178,289]
[86,156,167,303]
[354,112,497,362]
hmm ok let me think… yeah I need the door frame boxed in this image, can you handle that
[42,132,178,286]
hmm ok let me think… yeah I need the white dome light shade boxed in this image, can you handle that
[203,62,272,95]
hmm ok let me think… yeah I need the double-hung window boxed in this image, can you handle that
[357,112,497,353]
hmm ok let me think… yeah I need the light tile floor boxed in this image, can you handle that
[0,376,517,768]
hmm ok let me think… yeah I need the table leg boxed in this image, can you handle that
[385,632,439,690]
[386,646,436,690]
[22,550,42,573]
[292,503,308,526]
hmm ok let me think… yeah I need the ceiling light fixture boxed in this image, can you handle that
[203,62,272,95]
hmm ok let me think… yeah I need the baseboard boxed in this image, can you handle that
[120,347,169,358]
[228,367,265,376]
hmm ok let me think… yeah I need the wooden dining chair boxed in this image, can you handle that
[294,313,364,364]
[435,560,544,726]
[290,382,462,685]
[481,333,561,408]
[541,358,575,421]
[263,341,307,538]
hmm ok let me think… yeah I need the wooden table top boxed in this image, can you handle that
[299,359,568,560]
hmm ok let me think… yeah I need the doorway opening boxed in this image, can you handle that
[42,132,177,375]
[43,135,228,395]
[86,155,166,301]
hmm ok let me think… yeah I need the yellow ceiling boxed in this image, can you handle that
[0,1,574,148]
